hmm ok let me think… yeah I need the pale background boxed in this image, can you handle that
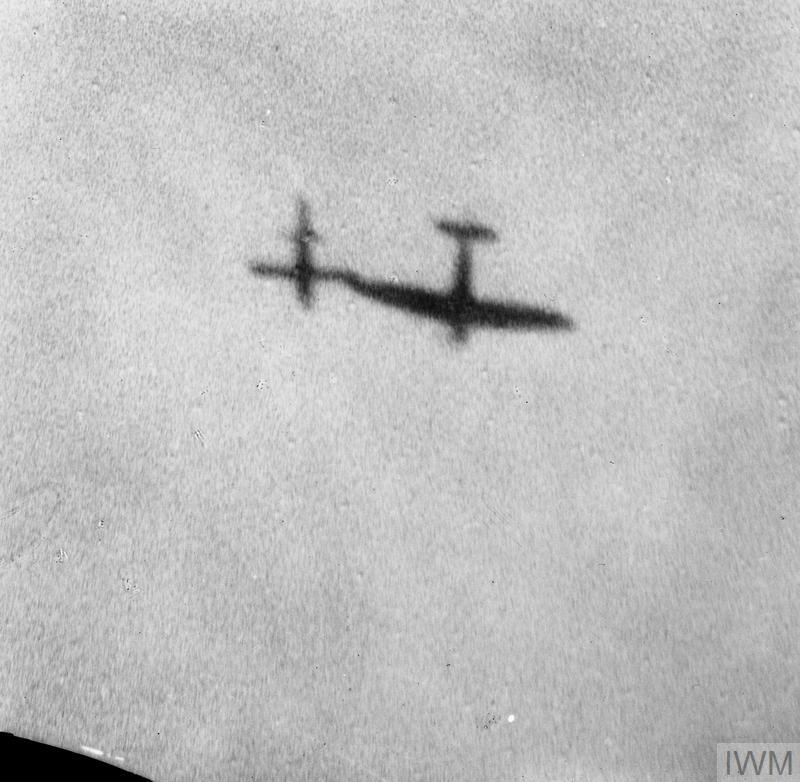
[1,1,798,780]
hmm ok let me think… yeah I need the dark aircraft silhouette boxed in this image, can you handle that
[249,199,574,342]
[335,219,572,342]
[249,199,336,308]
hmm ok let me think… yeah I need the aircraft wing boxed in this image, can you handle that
[467,298,574,330]
[248,260,297,280]
[249,260,343,282]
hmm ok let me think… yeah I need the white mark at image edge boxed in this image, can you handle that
[80,745,104,757]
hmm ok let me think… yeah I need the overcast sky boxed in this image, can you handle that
[2,2,798,780]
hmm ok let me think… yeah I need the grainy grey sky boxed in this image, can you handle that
[2,2,798,780]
